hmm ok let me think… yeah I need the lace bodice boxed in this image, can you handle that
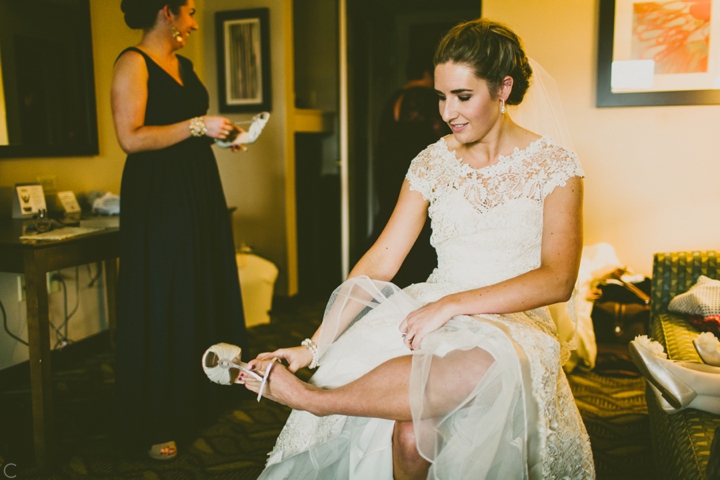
[406,136,584,289]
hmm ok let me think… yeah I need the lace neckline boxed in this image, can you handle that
[441,135,550,174]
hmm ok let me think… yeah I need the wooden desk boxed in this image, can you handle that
[0,220,119,467]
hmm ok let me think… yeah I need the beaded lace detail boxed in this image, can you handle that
[270,413,346,458]
[407,136,583,209]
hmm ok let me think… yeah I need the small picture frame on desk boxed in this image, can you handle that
[12,183,47,219]
[57,191,81,214]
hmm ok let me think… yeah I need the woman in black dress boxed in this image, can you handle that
[111,0,247,460]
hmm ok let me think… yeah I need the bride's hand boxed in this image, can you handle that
[399,299,455,350]
[251,346,312,373]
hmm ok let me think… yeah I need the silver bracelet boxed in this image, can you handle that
[301,338,319,369]
[189,117,207,137]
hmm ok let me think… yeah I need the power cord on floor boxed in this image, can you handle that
[53,267,80,349]
[86,262,102,288]
[1,298,29,346]
[3,266,90,349]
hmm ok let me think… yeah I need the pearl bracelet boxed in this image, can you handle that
[301,338,319,369]
[189,116,207,137]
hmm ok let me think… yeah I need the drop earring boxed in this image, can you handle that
[500,99,506,114]
[170,24,183,43]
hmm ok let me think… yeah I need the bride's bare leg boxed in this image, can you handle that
[393,421,430,480]
[243,347,494,421]
[243,356,414,418]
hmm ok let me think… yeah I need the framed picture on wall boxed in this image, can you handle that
[597,0,720,107]
[215,8,272,113]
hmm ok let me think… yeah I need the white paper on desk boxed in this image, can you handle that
[15,184,46,215]
[57,191,81,214]
[19,226,102,241]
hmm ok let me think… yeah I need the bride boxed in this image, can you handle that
[240,18,595,479]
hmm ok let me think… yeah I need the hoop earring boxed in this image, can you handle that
[170,24,183,43]
[500,99,506,114]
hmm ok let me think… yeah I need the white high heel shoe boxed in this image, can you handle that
[215,112,270,148]
[648,381,720,416]
[629,336,720,414]
[694,332,720,366]
[202,343,275,402]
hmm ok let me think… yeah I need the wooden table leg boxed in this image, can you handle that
[23,250,54,468]
[104,257,118,348]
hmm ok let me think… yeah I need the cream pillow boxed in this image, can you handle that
[668,275,720,317]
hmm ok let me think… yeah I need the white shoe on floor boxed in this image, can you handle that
[148,440,177,461]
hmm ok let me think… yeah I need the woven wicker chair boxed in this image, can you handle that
[647,251,720,480]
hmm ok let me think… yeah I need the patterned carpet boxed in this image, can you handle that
[568,371,654,479]
[0,300,654,479]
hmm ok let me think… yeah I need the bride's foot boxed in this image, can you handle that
[241,359,323,413]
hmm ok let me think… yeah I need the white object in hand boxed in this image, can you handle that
[201,342,274,402]
[216,112,270,148]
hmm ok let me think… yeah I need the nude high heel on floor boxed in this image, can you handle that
[148,441,177,461]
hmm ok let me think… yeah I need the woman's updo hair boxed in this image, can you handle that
[434,19,532,105]
[121,0,187,31]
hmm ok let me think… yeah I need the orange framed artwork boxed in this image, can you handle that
[597,0,720,106]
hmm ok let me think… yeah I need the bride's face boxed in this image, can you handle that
[434,62,503,144]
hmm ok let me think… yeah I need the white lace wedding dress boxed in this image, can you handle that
[258,136,595,479]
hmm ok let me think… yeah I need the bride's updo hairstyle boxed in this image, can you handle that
[121,0,186,30]
[434,19,532,105]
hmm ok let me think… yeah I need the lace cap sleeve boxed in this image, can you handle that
[539,143,585,200]
[405,140,443,202]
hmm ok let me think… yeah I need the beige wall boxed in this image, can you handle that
[202,0,292,295]
[484,0,720,275]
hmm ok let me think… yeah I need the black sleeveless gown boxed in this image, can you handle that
[114,47,247,449]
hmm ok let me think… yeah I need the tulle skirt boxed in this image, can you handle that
[259,277,594,479]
